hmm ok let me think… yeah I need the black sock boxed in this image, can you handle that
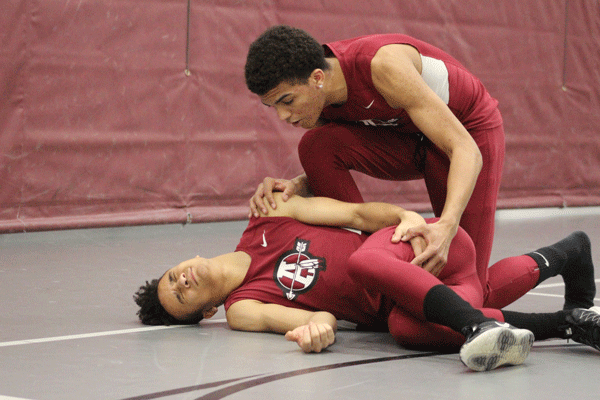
[527,246,567,284]
[502,310,570,340]
[423,285,495,334]
[527,231,596,309]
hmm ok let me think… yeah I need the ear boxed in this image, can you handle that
[310,69,325,87]
[202,307,218,319]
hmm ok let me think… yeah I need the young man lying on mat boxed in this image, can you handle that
[135,194,599,372]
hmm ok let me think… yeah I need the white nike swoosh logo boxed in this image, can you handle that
[363,100,375,109]
[532,251,549,267]
[261,231,267,247]
[495,322,510,328]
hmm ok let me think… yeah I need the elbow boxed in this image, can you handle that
[348,204,369,231]
[445,137,482,176]
[225,311,242,331]
[457,140,482,175]
[226,308,257,332]
[351,211,381,233]
[351,215,369,232]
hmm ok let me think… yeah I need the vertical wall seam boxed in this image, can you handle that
[561,0,569,91]
[185,0,191,76]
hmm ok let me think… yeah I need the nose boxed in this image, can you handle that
[177,272,190,288]
[275,106,291,122]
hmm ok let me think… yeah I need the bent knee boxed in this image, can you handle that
[298,124,346,159]
[347,249,377,283]
[449,227,476,266]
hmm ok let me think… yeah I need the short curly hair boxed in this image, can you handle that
[133,278,203,326]
[245,25,329,95]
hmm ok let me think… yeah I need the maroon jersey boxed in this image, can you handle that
[224,217,392,325]
[321,34,501,132]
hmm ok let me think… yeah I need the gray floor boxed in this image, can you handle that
[1,208,600,400]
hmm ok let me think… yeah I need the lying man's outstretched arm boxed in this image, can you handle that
[227,299,337,353]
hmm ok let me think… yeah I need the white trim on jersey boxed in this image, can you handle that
[420,55,450,104]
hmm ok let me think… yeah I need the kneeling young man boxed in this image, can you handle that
[135,195,599,372]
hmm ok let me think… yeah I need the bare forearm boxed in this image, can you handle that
[281,195,420,234]
[439,145,482,229]
[308,311,337,332]
[352,202,412,233]
[285,312,337,353]
[258,310,336,335]
[227,300,337,335]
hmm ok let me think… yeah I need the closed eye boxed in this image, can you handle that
[276,94,293,106]
[169,271,185,304]
[175,292,184,304]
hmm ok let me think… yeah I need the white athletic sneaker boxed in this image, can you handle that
[459,321,535,372]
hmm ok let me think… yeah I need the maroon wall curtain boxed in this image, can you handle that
[1,0,599,233]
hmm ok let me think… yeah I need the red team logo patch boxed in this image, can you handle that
[273,239,326,300]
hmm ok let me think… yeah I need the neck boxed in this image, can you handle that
[211,251,251,301]
[324,57,348,106]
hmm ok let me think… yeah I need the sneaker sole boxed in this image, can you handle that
[459,327,534,372]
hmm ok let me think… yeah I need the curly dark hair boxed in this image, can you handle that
[133,279,203,326]
[245,25,329,95]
